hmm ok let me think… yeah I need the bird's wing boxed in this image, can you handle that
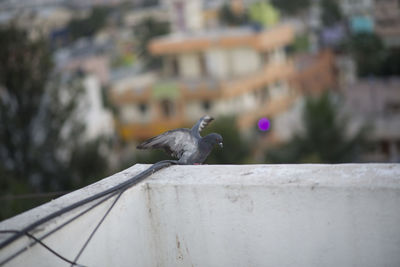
[191,115,214,139]
[136,129,197,159]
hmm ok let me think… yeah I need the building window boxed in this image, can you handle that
[138,103,148,114]
[260,86,269,102]
[171,57,179,76]
[262,51,271,64]
[202,100,211,111]
[199,53,207,76]
[385,101,400,115]
[380,140,390,156]
[160,99,174,118]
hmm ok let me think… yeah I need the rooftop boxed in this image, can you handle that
[1,164,400,267]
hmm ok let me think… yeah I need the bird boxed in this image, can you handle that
[136,115,223,164]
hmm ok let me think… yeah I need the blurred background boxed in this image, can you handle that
[0,0,399,219]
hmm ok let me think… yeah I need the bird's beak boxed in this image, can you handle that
[219,142,223,148]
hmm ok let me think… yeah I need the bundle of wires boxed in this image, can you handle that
[0,160,177,266]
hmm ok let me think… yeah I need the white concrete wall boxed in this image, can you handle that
[81,75,114,140]
[205,48,262,79]
[230,47,261,76]
[178,53,201,79]
[1,164,400,267]
[184,0,204,32]
[205,48,230,79]
[274,97,305,141]
[271,47,286,63]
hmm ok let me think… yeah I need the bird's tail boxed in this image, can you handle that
[136,135,162,150]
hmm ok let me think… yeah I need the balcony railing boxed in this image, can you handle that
[149,24,294,54]
[110,60,294,105]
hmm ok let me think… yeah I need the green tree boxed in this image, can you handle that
[219,4,249,26]
[203,116,250,164]
[287,34,310,54]
[0,25,111,219]
[380,48,400,76]
[67,6,110,41]
[249,1,280,27]
[348,32,386,77]
[271,0,310,15]
[347,33,400,77]
[135,17,170,68]
[266,92,367,163]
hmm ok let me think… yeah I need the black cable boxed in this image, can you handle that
[0,230,86,267]
[0,190,120,266]
[71,190,124,266]
[0,160,177,264]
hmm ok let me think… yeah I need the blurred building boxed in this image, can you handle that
[342,78,400,162]
[373,0,400,47]
[335,54,357,88]
[262,49,338,146]
[123,6,169,27]
[80,74,115,141]
[339,0,400,45]
[54,38,112,85]
[161,0,205,33]
[0,0,64,10]
[110,23,296,141]
[339,0,374,18]
[0,6,73,39]
[290,49,337,95]
[340,0,374,32]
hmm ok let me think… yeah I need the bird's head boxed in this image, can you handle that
[203,133,223,148]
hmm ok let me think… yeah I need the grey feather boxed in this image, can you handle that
[191,115,214,138]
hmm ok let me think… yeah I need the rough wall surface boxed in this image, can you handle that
[1,164,400,267]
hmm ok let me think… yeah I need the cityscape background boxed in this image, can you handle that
[0,0,399,219]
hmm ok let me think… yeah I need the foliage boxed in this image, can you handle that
[271,0,310,15]
[0,25,111,220]
[287,34,310,54]
[67,7,110,41]
[219,4,249,26]
[134,17,170,68]
[321,0,343,27]
[203,116,250,164]
[266,92,367,163]
[347,33,400,77]
[349,33,385,76]
[380,48,400,76]
[249,1,280,27]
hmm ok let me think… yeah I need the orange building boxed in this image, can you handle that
[110,24,297,141]
[290,50,337,95]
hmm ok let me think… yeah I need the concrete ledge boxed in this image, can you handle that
[1,164,400,267]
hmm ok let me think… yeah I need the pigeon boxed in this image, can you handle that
[137,115,223,164]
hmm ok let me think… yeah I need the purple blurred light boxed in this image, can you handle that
[258,118,270,131]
